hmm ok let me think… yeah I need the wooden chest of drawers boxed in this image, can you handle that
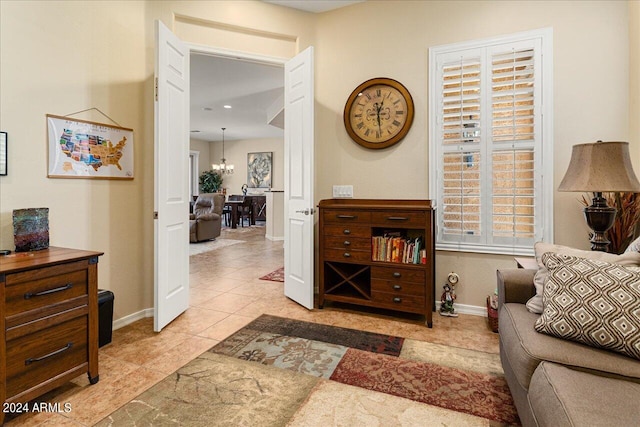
[0,247,103,424]
[318,199,435,327]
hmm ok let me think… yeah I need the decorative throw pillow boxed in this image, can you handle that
[625,234,640,254]
[534,253,640,360]
[525,242,640,314]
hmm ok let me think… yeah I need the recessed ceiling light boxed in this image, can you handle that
[223,105,232,109]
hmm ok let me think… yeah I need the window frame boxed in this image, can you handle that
[428,28,554,256]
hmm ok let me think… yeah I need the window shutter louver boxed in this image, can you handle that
[430,30,551,255]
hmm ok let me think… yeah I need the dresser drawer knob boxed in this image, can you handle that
[393,272,401,278]
[387,216,408,221]
[393,285,402,290]
[343,240,351,246]
[25,342,73,365]
[343,229,351,235]
[393,297,402,303]
[343,252,351,258]
[24,283,73,299]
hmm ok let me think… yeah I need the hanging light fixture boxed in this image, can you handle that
[212,127,234,175]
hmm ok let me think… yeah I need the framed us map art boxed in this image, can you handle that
[47,114,134,179]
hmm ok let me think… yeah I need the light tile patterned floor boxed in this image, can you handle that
[5,225,499,426]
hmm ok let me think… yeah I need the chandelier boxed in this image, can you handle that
[212,127,234,175]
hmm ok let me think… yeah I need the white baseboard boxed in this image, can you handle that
[265,234,284,241]
[112,308,154,331]
[110,303,486,332]
[435,301,486,317]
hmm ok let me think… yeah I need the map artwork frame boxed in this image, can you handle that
[47,114,134,179]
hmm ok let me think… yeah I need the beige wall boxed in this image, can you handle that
[631,0,640,163]
[314,0,635,308]
[210,137,284,195]
[0,0,636,321]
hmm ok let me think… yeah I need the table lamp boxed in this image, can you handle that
[558,141,640,251]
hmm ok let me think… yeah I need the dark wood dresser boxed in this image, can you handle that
[0,247,103,423]
[318,199,435,327]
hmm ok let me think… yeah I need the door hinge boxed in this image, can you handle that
[154,211,158,219]
[154,77,158,101]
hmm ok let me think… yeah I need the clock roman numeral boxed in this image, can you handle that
[364,129,370,136]
[393,120,401,127]
[376,89,381,97]
[396,111,404,115]
[357,122,364,129]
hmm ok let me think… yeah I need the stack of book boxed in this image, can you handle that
[372,234,426,264]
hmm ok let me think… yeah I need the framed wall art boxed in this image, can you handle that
[47,114,134,179]
[0,131,7,176]
[247,152,272,188]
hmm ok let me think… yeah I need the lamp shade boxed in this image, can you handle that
[558,141,640,192]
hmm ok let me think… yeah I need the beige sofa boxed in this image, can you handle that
[497,268,640,427]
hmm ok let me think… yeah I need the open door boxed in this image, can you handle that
[154,21,190,331]
[284,47,315,309]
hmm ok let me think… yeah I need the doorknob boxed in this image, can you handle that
[295,208,316,215]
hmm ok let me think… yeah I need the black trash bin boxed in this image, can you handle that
[98,289,114,347]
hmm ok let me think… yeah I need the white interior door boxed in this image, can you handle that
[154,20,190,331]
[284,47,315,309]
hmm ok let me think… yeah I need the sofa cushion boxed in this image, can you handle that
[534,253,640,360]
[525,242,640,314]
[499,303,640,391]
[626,234,640,253]
[529,362,640,427]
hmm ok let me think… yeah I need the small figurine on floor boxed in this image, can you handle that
[439,283,458,317]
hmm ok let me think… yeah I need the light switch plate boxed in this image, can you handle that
[332,185,353,198]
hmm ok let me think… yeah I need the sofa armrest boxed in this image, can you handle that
[497,268,536,309]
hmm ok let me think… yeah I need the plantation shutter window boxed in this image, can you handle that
[429,29,553,255]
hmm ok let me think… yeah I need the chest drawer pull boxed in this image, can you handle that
[393,272,401,278]
[343,252,351,258]
[386,216,408,221]
[25,343,73,365]
[343,240,351,246]
[337,214,357,220]
[393,297,402,303]
[393,285,402,290]
[343,229,351,235]
[24,283,73,299]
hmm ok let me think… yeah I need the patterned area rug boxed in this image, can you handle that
[189,238,244,256]
[259,267,285,282]
[97,315,519,426]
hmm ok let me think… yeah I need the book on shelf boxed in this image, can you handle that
[371,234,424,264]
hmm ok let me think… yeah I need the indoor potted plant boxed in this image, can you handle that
[199,170,223,193]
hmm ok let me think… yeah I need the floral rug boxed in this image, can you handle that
[259,267,285,282]
[98,315,519,426]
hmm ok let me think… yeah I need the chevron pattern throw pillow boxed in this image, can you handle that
[535,252,640,360]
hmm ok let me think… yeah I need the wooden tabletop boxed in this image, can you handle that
[0,246,104,274]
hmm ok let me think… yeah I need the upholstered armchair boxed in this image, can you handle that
[189,193,224,243]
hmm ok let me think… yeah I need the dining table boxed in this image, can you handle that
[224,200,243,229]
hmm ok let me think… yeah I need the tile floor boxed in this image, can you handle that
[5,225,499,426]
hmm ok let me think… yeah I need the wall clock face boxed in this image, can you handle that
[344,78,415,149]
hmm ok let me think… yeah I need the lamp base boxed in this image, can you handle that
[583,193,616,252]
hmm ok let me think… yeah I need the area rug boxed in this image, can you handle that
[259,266,285,282]
[98,315,518,426]
[189,238,244,256]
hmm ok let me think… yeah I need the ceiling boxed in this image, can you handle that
[190,54,284,143]
[190,1,363,143]
[263,0,364,13]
